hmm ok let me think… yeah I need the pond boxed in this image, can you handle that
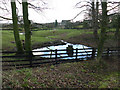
[32,40,94,60]
[19,32,25,35]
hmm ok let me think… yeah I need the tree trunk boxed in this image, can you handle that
[55,20,58,28]
[95,1,99,40]
[11,0,24,54]
[22,0,32,55]
[117,4,120,57]
[92,1,95,31]
[92,0,99,43]
[115,15,120,38]
[97,1,107,61]
[117,15,120,56]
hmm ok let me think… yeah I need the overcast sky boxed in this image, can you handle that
[0,0,87,23]
[0,0,120,23]
[28,0,85,23]
[29,0,120,23]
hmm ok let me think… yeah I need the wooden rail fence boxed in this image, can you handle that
[0,47,120,70]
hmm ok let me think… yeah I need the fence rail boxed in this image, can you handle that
[1,47,120,70]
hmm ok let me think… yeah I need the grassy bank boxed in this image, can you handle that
[1,28,117,51]
[2,57,119,88]
[1,29,92,51]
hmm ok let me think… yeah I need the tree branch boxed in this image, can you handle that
[76,4,92,8]
[0,7,8,11]
[75,1,92,7]
[71,10,88,21]
[108,4,120,12]
[0,16,12,20]
[28,2,49,11]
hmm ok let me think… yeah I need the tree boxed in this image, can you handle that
[74,0,99,41]
[115,14,120,38]
[75,0,119,61]
[22,0,32,55]
[0,0,12,21]
[116,6,120,55]
[82,20,91,29]
[93,0,99,41]
[117,15,120,54]
[1,0,48,55]
[54,19,58,28]
[97,1,107,61]
[97,1,120,60]
[11,0,24,54]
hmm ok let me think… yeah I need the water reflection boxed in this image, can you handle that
[19,32,25,35]
[33,40,92,60]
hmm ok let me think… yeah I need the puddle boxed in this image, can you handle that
[19,32,25,35]
[33,40,94,60]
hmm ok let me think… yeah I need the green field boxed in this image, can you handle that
[1,28,118,51]
[1,29,93,51]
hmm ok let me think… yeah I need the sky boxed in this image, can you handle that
[29,0,120,23]
[0,0,120,23]
[0,0,86,23]
[28,0,85,23]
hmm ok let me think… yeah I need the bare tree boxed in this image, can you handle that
[75,0,119,60]
[11,0,24,54]
[22,0,32,55]
[21,0,47,55]
[97,1,108,61]
[97,1,120,61]
[114,3,120,39]
[0,0,48,22]
[0,0,12,21]
[116,3,120,55]
[74,0,99,42]
[1,0,48,53]
[93,0,99,41]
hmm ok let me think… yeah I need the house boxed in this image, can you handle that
[60,20,72,29]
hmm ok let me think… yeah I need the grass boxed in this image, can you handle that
[32,29,71,37]
[1,28,119,88]
[88,72,120,88]
[1,31,15,51]
[2,57,119,88]
[1,29,92,51]
[2,28,117,51]
[66,30,92,39]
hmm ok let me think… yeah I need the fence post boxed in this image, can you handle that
[118,47,120,57]
[29,51,33,67]
[107,48,109,58]
[50,50,52,58]
[76,48,78,60]
[92,48,96,59]
[55,49,58,64]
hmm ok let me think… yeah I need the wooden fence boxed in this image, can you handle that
[0,47,120,70]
